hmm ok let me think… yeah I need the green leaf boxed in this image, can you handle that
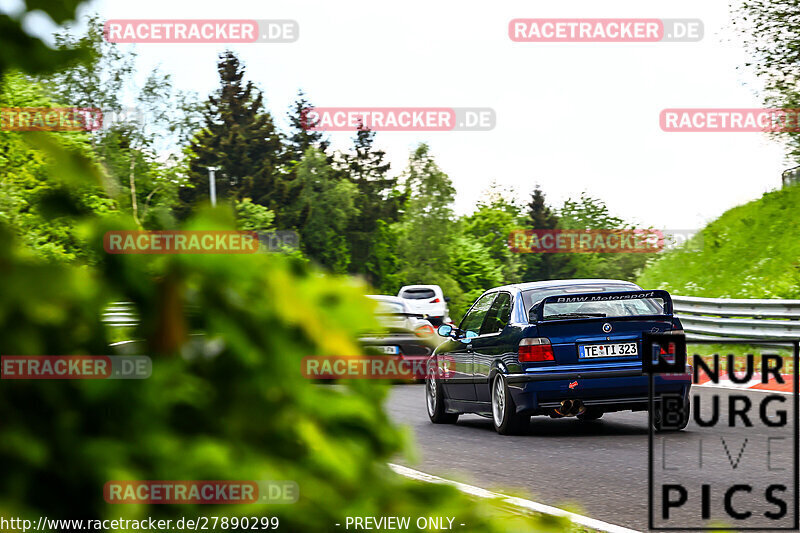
[0,15,86,74]
[24,0,84,24]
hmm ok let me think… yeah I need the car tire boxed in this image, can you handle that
[426,367,458,424]
[491,375,529,435]
[577,408,603,421]
[653,397,690,432]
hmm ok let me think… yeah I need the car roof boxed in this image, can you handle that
[398,285,441,290]
[494,279,642,293]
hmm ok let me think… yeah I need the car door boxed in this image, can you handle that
[471,292,514,403]
[443,292,496,401]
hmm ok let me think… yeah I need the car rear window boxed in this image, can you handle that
[400,289,436,300]
[542,297,664,319]
[522,284,663,320]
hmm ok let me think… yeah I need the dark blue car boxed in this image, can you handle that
[425,279,691,435]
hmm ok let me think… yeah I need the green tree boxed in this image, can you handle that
[339,127,404,287]
[235,198,275,231]
[44,15,134,114]
[94,70,181,228]
[43,16,194,228]
[519,186,563,281]
[558,192,626,230]
[557,192,649,281]
[180,51,285,215]
[735,0,800,161]
[528,186,559,229]
[461,181,523,284]
[367,219,402,293]
[391,144,509,319]
[449,235,505,318]
[285,89,329,164]
[288,147,358,273]
[395,144,459,296]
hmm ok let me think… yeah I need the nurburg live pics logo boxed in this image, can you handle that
[644,333,800,530]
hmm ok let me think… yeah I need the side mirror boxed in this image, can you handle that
[437,324,453,337]
[460,330,478,343]
[444,296,451,303]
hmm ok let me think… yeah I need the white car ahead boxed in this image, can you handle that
[397,285,449,326]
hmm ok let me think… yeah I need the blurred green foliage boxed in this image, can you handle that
[0,6,573,532]
[0,73,115,262]
[0,170,572,533]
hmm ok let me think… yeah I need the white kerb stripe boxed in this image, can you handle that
[388,463,641,533]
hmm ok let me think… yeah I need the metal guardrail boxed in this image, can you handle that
[782,165,800,189]
[673,295,800,341]
[102,302,138,327]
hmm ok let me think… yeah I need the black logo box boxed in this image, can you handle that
[645,334,799,531]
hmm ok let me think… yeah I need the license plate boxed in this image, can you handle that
[579,342,637,358]
[376,345,400,355]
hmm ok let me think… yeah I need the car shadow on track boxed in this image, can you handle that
[454,415,650,437]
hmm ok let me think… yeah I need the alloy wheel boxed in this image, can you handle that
[426,371,437,417]
[492,377,505,427]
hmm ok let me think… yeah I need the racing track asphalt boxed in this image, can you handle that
[385,385,797,532]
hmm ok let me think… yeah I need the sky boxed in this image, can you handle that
[8,0,790,230]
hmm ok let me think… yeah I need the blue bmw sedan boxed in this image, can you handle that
[425,279,691,435]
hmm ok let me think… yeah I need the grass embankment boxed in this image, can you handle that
[637,184,800,299]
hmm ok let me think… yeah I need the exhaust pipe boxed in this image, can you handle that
[554,399,573,417]
[570,399,586,416]
[553,399,586,417]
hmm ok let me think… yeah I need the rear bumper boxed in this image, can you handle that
[506,368,644,383]
[359,335,436,357]
[506,370,691,415]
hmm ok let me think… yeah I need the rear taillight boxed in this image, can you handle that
[659,329,683,356]
[415,325,435,337]
[518,338,554,362]
[430,298,441,303]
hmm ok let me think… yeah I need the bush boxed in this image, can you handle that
[0,203,568,532]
